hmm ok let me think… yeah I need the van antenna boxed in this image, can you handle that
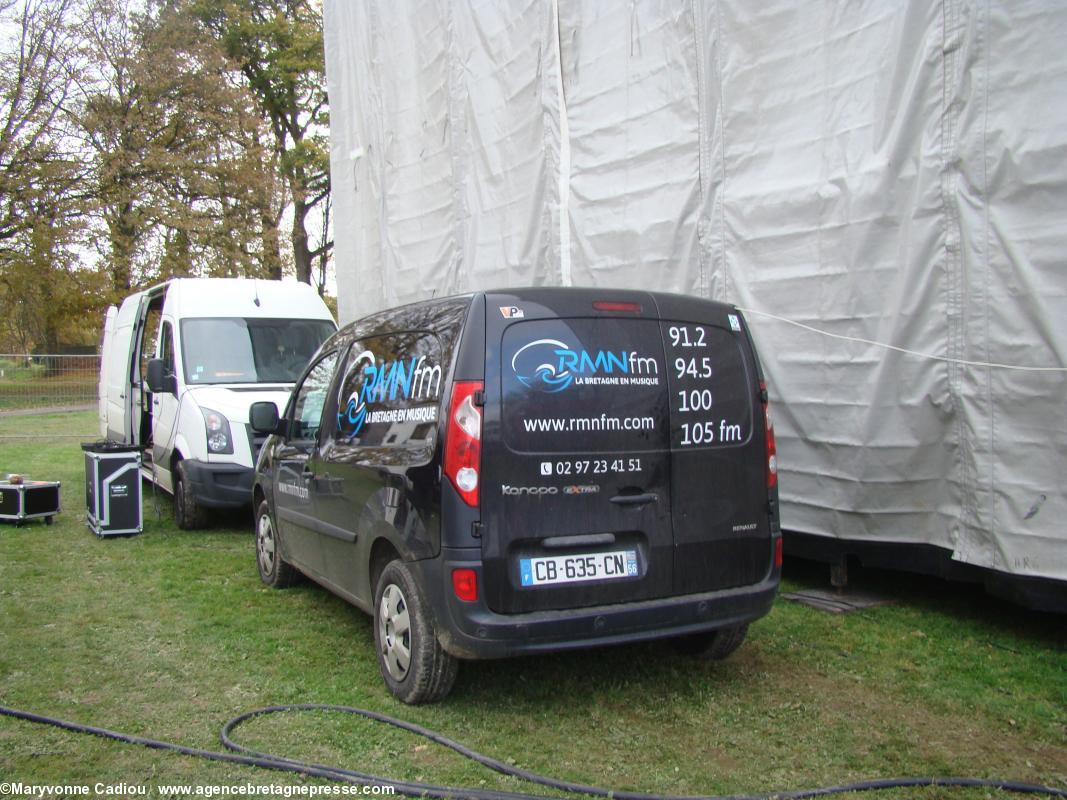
[253,279,261,307]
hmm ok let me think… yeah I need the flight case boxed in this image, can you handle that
[82,442,143,536]
[0,479,61,526]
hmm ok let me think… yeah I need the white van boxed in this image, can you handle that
[99,278,336,528]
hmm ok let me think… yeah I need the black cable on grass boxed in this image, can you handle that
[1,703,1064,800]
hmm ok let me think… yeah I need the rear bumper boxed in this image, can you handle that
[415,546,779,660]
[180,459,254,509]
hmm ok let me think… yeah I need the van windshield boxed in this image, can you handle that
[180,318,335,385]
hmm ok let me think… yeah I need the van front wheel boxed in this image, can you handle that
[373,560,458,704]
[173,460,207,530]
[255,500,297,588]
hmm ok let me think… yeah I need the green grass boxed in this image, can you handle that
[0,411,1064,798]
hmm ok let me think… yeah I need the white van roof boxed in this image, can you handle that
[160,278,334,321]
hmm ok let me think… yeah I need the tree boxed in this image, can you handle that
[0,0,335,352]
[190,0,331,285]
[0,0,102,352]
[139,0,289,281]
[72,0,286,294]
[0,0,80,254]
[73,0,146,294]
[0,206,105,353]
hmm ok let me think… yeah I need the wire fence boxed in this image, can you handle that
[0,354,100,413]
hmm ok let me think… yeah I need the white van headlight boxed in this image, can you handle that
[201,407,234,454]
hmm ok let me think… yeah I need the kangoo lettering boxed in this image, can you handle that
[501,485,558,496]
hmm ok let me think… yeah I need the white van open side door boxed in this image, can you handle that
[98,306,116,437]
[104,293,147,443]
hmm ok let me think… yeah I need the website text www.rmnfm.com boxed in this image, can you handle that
[0,783,395,799]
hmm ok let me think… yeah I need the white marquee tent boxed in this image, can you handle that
[323,0,1067,601]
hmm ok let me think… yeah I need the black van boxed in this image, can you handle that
[250,288,781,703]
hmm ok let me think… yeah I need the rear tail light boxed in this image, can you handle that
[444,381,483,506]
[452,568,478,602]
[774,536,783,568]
[761,381,778,489]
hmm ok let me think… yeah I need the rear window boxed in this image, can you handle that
[501,318,669,454]
[661,320,753,449]
[501,317,753,454]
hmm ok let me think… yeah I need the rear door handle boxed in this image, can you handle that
[610,492,658,506]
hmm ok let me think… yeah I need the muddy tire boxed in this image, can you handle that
[173,460,207,530]
[373,560,458,704]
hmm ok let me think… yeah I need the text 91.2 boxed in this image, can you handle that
[668,325,706,348]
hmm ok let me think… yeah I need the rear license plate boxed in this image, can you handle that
[519,550,639,587]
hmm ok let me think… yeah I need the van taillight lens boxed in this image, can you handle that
[761,382,778,489]
[444,381,483,506]
[452,568,478,602]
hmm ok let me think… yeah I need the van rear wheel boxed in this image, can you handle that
[173,460,206,530]
[670,623,749,660]
[373,560,458,704]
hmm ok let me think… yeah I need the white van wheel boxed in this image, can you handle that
[173,460,206,530]
[373,560,458,704]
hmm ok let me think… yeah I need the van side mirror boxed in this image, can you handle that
[146,359,177,394]
[249,401,283,435]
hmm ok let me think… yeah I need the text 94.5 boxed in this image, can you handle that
[675,356,712,379]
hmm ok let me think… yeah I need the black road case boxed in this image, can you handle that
[0,479,61,525]
[82,443,142,537]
